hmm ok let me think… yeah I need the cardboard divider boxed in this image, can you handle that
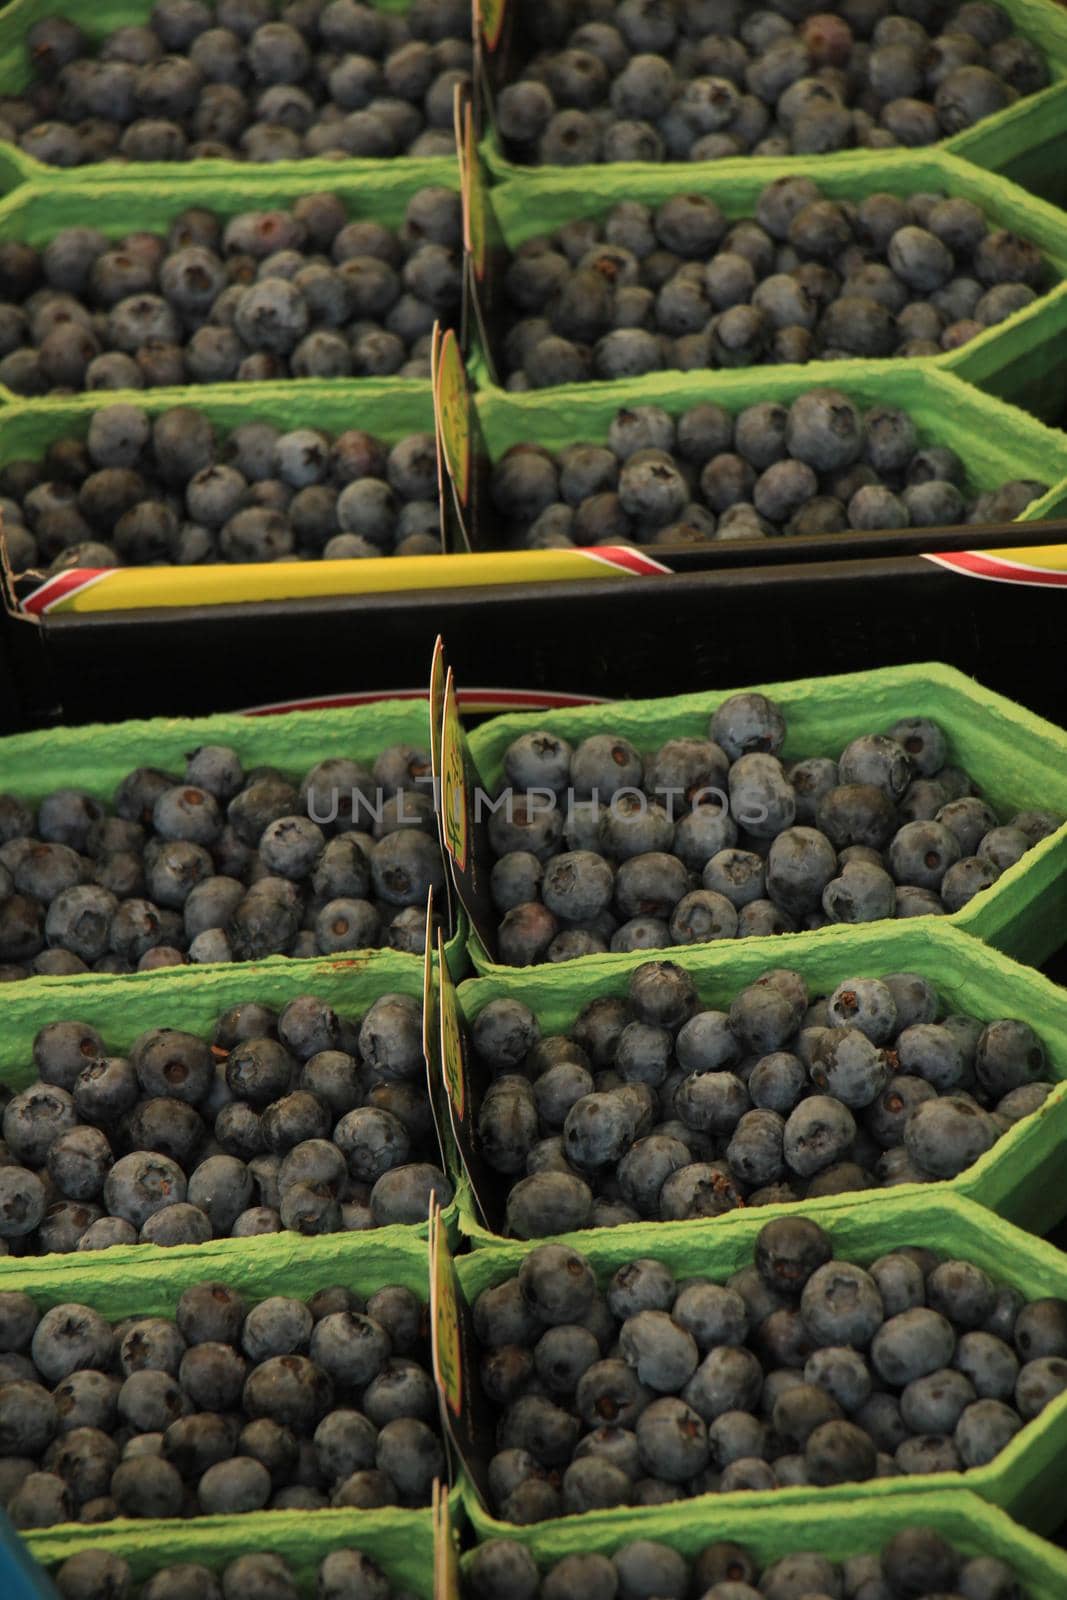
[460,661,1067,973]
[448,920,1067,1244]
[444,1191,1067,1535]
[0,692,468,979]
[456,1486,1067,1600]
[474,0,1067,187]
[0,0,459,192]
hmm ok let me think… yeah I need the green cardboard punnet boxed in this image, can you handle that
[465,663,1067,973]
[453,1191,1067,1536]
[451,921,1067,1244]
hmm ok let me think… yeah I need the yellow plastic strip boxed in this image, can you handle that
[31,548,669,614]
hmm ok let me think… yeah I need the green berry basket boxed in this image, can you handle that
[0,946,463,1268]
[0,1225,446,1573]
[0,161,460,407]
[455,1190,1067,1535]
[463,662,1067,974]
[476,0,1067,193]
[470,149,1067,427]
[450,921,1067,1248]
[471,363,1067,542]
[0,382,443,607]
[0,0,459,195]
[459,1487,1067,1600]
[0,698,468,979]
[28,1506,436,1598]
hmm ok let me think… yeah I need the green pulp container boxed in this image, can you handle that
[473,364,1067,531]
[459,1487,1067,1600]
[474,149,1067,425]
[0,0,458,193]
[455,1190,1067,1536]
[453,920,1067,1247]
[478,0,1067,194]
[0,949,460,1269]
[0,163,459,406]
[1,1228,440,1573]
[0,382,437,576]
[465,662,1067,974]
[0,697,466,981]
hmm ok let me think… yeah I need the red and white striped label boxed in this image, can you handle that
[240,688,613,716]
[923,550,1067,587]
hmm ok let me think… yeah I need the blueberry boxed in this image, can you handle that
[783,1096,856,1178]
[904,1096,997,1178]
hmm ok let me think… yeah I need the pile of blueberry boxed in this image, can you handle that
[0,739,445,979]
[0,190,462,398]
[496,0,1048,164]
[485,693,1061,963]
[0,1275,445,1526]
[53,1544,407,1600]
[499,179,1047,386]
[2,405,443,574]
[490,393,1047,547]
[7,0,470,167]
[473,1217,1067,1518]
[469,1526,1025,1600]
[471,963,1055,1237]
[0,994,453,1252]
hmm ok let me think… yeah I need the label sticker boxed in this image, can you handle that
[434,329,472,507]
[430,1205,463,1421]
[428,639,457,933]
[428,1200,495,1505]
[421,889,450,1171]
[463,102,488,285]
[440,670,469,877]
[435,927,508,1236]
[438,668,499,957]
